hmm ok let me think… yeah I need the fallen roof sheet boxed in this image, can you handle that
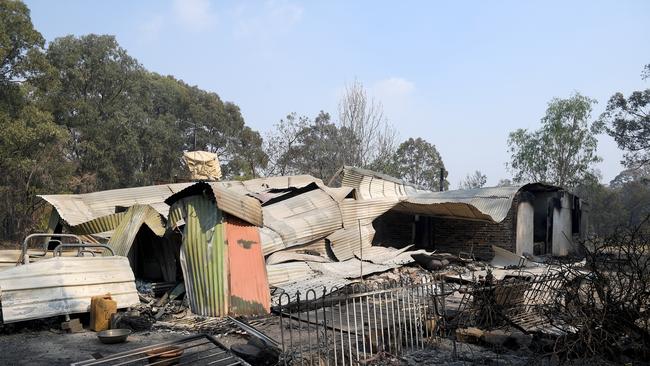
[0,256,139,323]
[38,183,193,227]
[354,245,417,265]
[326,224,375,261]
[266,251,332,265]
[262,187,342,250]
[166,181,263,227]
[266,262,317,286]
[397,186,524,223]
[339,166,430,199]
[308,258,399,279]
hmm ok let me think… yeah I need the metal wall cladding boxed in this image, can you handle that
[39,183,193,226]
[266,262,316,287]
[326,224,376,261]
[262,188,342,249]
[339,197,398,228]
[0,256,139,323]
[226,216,271,316]
[179,195,229,317]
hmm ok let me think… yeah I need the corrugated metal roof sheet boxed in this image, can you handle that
[178,195,229,317]
[286,238,330,257]
[107,204,166,256]
[0,256,139,323]
[266,252,332,265]
[260,227,285,255]
[38,183,193,226]
[266,262,316,286]
[399,185,524,223]
[165,182,263,227]
[339,198,397,227]
[308,258,399,279]
[340,166,429,199]
[353,245,433,266]
[262,187,342,250]
[326,224,375,261]
[226,216,270,315]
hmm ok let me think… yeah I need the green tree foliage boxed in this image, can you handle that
[460,170,487,189]
[392,137,448,190]
[0,0,71,239]
[0,0,49,111]
[574,176,650,237]
[41,34,266,190]
[264,111,356,180]
[507,93,601,188]
[0,1,266,239]
[599,64,650,168]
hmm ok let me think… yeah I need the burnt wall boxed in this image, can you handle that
[429,194,520,260]
[372,210,414,248]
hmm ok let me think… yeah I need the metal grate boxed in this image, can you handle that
[71,334,248,366]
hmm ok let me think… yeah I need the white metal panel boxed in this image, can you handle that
[0,256,139,323]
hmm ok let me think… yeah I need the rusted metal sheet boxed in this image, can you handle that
[178,195,229,317]
[38,183,193,227]
[0,256,139,323]
[326,224,375,261]
[226,216,270,315]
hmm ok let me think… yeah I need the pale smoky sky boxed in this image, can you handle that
[26,0,650,186]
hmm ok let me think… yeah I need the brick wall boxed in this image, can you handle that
[372,211,414,248]
[428,194,521,260]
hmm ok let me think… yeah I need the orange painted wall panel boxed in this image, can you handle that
[226,216,271,315]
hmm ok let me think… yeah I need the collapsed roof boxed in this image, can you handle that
[35,166,568,317]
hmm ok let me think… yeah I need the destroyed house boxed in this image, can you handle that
[27,166,587,320]
[340,167,588,259]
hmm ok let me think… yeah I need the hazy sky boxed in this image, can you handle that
[25,0,650,186]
